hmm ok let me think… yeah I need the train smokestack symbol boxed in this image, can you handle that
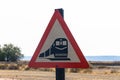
[39,38,70,60]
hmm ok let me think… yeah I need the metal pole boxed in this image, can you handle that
[56,68,65,80]
[55,8,65,80]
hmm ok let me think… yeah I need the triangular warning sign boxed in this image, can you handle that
[29,10,89,68]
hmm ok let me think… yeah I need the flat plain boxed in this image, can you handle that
[0,61,120,80]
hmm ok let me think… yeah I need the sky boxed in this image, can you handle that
[0,0,120,56]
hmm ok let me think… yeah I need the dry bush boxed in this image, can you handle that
[8,64,19,70]
[0,61,29,70]
[82,69,92,73]
[19,65,29,70]
[0,61,93,73]
[0,64,7,69]
[35,68,55,72]
[110,69,118,73]
[65,68,92,73]
[69,68,80,73]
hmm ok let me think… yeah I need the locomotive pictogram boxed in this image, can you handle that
[39,38,70,60]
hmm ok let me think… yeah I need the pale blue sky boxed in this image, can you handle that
[0,0,120,56]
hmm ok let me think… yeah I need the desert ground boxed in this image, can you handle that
[0,61,120,80]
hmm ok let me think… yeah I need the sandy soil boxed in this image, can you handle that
[0,78,17,80]
[0,69,120,80]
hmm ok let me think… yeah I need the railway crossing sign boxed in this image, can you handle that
[29,9,89,68]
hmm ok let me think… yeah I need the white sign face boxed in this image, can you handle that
[35,19,80,62]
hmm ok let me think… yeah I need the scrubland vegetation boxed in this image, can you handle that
[0,61,120,80]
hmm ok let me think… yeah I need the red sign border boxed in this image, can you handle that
[29,10,89,68]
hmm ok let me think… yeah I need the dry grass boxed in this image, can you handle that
[0,61,120,73]
[0,69,120,80]
[0,61,120,80]
[0,61,28,70]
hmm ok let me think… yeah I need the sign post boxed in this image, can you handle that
[29,8,89,80]
[55,9,65,80]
